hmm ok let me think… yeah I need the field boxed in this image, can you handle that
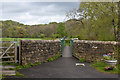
[1,38,58,45]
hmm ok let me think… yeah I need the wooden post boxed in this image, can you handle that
[19,40,22,65]
[14,38,17,63]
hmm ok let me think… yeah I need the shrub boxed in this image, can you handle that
[51,34,59,38]
[48,58,54,62]
[54,54,59,59]
[40,34,45,38]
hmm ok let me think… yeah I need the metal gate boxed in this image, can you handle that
[0,39,18,63]
[61,38,73,54]
[61,38,65,54]
[70,39,74,54]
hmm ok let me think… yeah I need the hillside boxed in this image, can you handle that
[1,19,115,41]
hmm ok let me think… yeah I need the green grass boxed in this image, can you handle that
[9,68,15,70]
[48,54,59,62]
[2,62,42,70]
[79,58,85,62]
[1,38,58,45]
[15,71,24,76]
[91,62,120,74]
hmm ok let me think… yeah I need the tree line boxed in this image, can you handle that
[1,2,119,41]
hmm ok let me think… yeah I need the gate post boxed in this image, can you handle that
[70,39,74,54]
[19,40,22,65]
[61,38,65,55]
[14,39,17,63]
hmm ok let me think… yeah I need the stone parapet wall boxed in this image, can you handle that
[19,40,61,65]
[73,40,119,62]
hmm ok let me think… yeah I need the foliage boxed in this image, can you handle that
[65,39,70,46]
[2,62,42,70]
[57,23,67,38]
[40,34,45,38]
[103,52,117,60]
[48,54,59,62]
[16,71,24,76]
[66,2,118,41]
[48,58,54,62]
[1,2,118,41]
[54,54,59,59]
[79,58,85,62]
[1,38,56,45]
[103,56,111,60]
[91,62,120,74]
[9,68,15,70]
[51,34,59,39]
[44,61,48,63]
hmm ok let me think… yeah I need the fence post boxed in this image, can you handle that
[19,40,22,65]
[14,38,17,63]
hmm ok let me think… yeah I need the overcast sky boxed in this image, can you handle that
[1,2,80,25]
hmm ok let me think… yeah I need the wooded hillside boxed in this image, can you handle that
[1,2,119,41]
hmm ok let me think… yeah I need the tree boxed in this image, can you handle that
[7,26,26,38]
[57,23,67,38]
[66,2,118,41]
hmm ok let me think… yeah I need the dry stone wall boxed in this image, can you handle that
[19,40,61,65]
[73,40,119,62]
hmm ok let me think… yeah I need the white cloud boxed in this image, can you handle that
[13,14,66,25]
[1,0,81,2]
[1,2,80,25]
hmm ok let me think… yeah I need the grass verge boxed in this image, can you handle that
[91,62,120,74]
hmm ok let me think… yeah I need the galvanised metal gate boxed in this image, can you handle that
[70,39,74,54]
[61,38,74,54]
[0,39,18,63]
[61,38,65,54]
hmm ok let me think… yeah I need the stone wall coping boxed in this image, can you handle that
[21,39,61,42]
[73,40,119,45]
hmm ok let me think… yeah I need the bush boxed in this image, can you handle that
[48,58,54,62]
[40,34,45,38]
[51,34,59,38]
[54,54,59,59]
